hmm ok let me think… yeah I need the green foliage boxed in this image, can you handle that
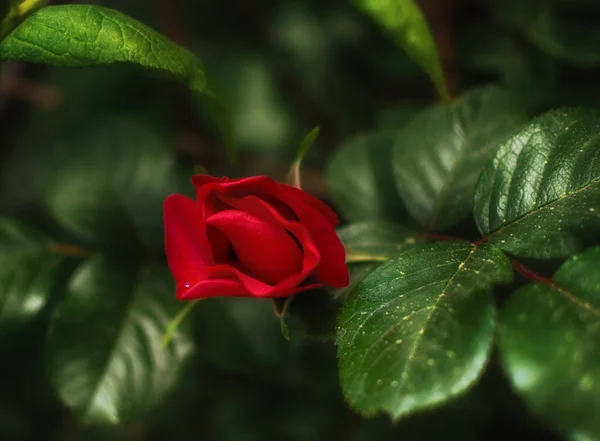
[393,85,525,231]
[327,99,600,436]
[499,247,600,439]
[0,0,599,440]
[209,55,296,155]
[0,0,46,41]
[338,220,422,262]
[337,242,512,419]
[0,5,206,91]
[0,218,62,336]
[474,108,600,258]
[0,4,234,159]
[355,0,448,102]
[287,126,320,188]
[36,117,187,251]
[46,258,193,424]
[326,134,406,222]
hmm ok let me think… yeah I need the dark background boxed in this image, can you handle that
[1,0,598,439]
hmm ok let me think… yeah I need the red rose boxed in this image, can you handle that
[164,175,349,299]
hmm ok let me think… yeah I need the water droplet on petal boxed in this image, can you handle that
[184,282,191,288]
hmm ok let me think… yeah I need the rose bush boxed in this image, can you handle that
[164,175,349,299]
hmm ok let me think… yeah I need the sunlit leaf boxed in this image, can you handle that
[0,4,234,159]
[354,0,448,102]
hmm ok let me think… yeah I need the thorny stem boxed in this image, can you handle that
[511,259,556,287]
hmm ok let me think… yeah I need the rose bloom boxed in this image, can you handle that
[164,175,349,299]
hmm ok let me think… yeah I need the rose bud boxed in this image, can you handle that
[164,175,349,299]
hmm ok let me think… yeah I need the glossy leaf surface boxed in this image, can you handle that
[475,108,600,258]
[337,242,512,419]
[0,5,208,93]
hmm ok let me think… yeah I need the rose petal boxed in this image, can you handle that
[176,278,245,300]
[192,175,340,227]
[226,190,348,288]
[189,174,348,291]
[288,199,348,288]
[205,224,233,263]
[279,184,339,227]
[206,264,323,298]
[205,210,303,285]
[164,194,213,287]
[227,195,322,291]
[191,174,225,187]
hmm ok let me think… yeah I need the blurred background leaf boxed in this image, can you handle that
[393,85,526,232]
[499,247,600,440]
[0,218,62,337]
[46,258,193,425]
[326,133,408,223]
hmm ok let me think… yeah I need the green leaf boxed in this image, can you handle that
[337,220,422,262]
[474,107,600,259]
[393,86,525,231]
[46,257,193,425]
[326,134,406,223]
[0,4,234,159]
[287,126,320,189]
[0,4,205,92]
[37,116,186,251]
[284,219,421,341]
[161,299,200,347]
[499,246,600,439]
[354,0,448,102]
[0,218,62,334]
[0,0,45,41]
[337,242,512,420]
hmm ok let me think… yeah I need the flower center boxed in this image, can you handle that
[205,210,303,285]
